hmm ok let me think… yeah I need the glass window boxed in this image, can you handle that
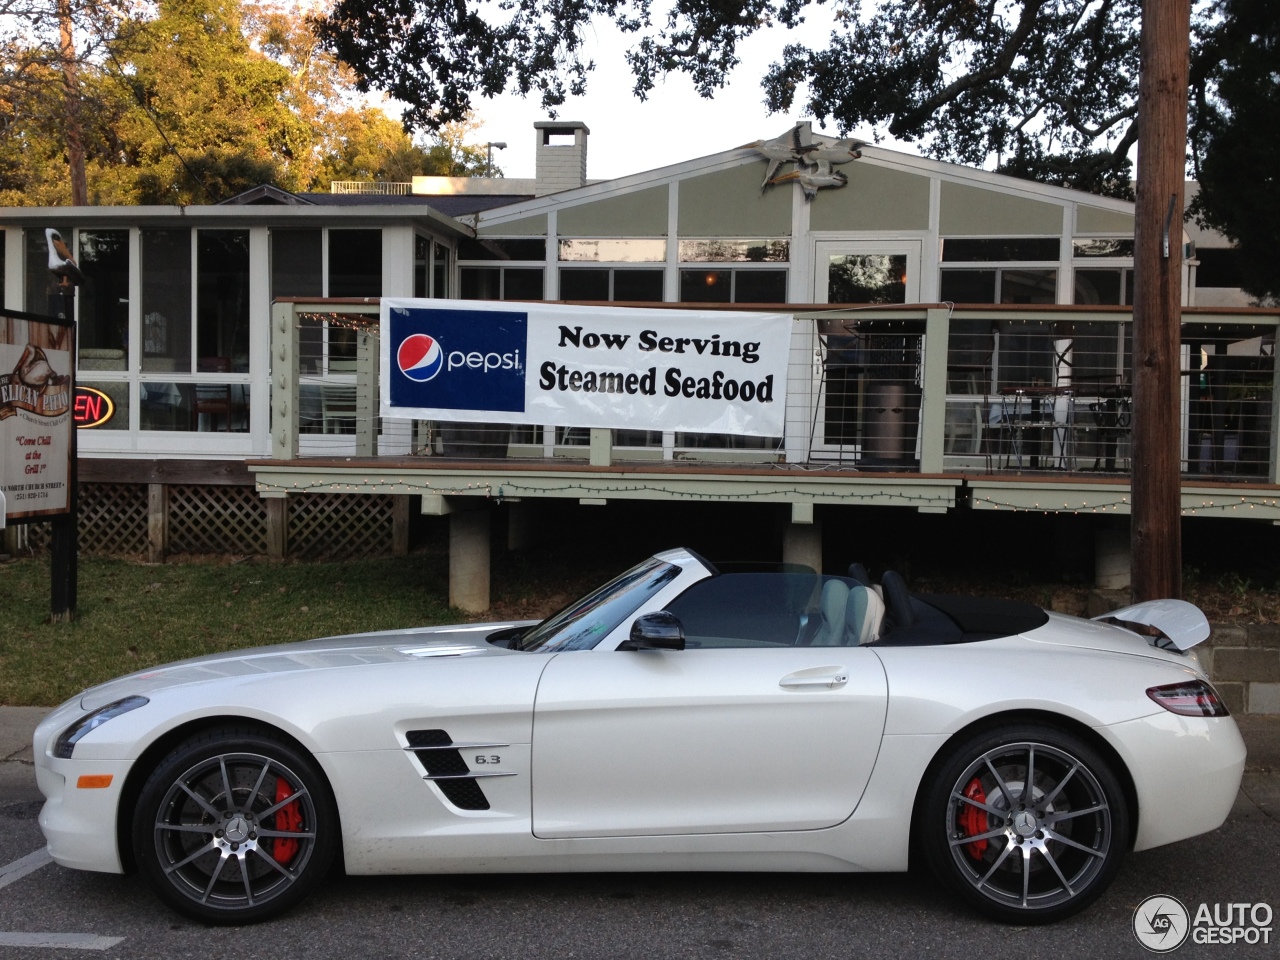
[433,242,449,298]
[827,255,906,303]
[460,266,543,300]
[141,229,192,373]
[456,237,546,261]
[1073,239,1134,258]
[197,230,250,374]
[139,381,250,432]
[560,268,664,302]
[460,267,500,299]
[76,382,128,431]
[733,270,787,303]
[614,429,662,447]
[940,269,996,304]
[611,269,665,302]
[942,238,1060,262]
[502,268,543,300]
[1074,269,1126,305]
[328,229,381,297]
[414,234,429,298]
[270,229,322,299]
[559,268,609,300]
[509,557,681,652]
[77,230,129,363]
[680,269,731,303]
[679,240,789,262]
[558,239,666,262]
[1000,269,1057,304]
[25,226,70,316]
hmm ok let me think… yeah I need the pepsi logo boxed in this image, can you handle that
[397,334,444,382]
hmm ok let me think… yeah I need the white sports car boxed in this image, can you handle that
[33,548,1246,925]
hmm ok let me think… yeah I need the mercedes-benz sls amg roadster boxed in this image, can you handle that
[33,548,1245,925]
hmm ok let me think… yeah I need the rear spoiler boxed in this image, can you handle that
[1092,599,1211,651]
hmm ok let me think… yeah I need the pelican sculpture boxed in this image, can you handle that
[46,228,86,286]
[746,125,862,195]
[798,137,865,166]
[741,124,810,190]
[768,161,850,201]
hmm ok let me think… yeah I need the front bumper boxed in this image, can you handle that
[32,707,130,874]
[1099,711,1246,851]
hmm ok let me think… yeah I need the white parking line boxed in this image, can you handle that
[0,849,126,950]
[0,933,124,950]
[0,847,52,891]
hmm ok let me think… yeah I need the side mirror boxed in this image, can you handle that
[619,611,685,651]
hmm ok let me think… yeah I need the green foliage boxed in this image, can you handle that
[0,0,494,205]
[1189,0,1280,303]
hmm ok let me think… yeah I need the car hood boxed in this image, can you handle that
[78,621,537,711]
[1022,612,1206,671]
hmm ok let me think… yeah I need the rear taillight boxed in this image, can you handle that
[1146,680,1230,717]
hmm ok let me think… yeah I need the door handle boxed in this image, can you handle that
[779,670,848,689]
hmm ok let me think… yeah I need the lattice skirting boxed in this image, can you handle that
[288,492,395,559]
[15,484,396,560]
[20,483,148,556]
[168,484,270,555]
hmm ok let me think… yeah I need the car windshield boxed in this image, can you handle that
[507,556,681,652]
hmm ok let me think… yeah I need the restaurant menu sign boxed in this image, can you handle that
[1,313,73,521]
[381,299,792,437]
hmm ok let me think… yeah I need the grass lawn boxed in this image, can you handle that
[0,551,468,706]
[3,537,1276,706]
[0,545,613,707]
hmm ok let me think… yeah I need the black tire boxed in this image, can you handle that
[919,722,1130,924]
[132,725,338,924]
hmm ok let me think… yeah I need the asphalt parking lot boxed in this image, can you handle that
[2,710,1277,959]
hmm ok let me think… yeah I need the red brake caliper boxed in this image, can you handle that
[271,779,302,865]
[958,776,989,860]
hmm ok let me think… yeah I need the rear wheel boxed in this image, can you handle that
[920,723,1130,924]
[132,726,337,924]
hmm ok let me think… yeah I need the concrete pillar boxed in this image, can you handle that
[1095,517,1132,590]
[782,520,823,573]
[450,507,491,613]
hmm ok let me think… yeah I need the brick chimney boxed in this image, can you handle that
[534,121,589,196]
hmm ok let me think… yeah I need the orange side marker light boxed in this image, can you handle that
[76,774,114,789]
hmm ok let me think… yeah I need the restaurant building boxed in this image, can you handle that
[1,121,1276,612]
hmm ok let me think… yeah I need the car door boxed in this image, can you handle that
[531,572,889,839]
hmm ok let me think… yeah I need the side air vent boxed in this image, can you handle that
[404,729,513,811]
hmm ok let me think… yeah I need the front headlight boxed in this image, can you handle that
[53,696,149,758]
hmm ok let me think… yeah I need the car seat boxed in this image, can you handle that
[809,580,850,646]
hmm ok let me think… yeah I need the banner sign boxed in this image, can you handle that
[1,311,74,521]
[381,299,792,436]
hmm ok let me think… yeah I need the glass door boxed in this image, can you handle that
[811,241,923,462]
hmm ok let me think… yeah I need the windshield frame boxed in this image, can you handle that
[502,555,684,653]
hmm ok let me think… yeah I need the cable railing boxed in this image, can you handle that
[276,302,1278,481]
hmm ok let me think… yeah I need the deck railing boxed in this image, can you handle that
[268,300,1280,485]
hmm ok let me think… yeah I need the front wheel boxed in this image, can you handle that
[919,724,1130,924]
[132,725,338,924]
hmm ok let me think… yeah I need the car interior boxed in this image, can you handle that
[662,564,1049,648]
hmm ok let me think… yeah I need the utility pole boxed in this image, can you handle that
[1130,0,1191,602]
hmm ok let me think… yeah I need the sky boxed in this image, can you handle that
[449,16,921,182]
